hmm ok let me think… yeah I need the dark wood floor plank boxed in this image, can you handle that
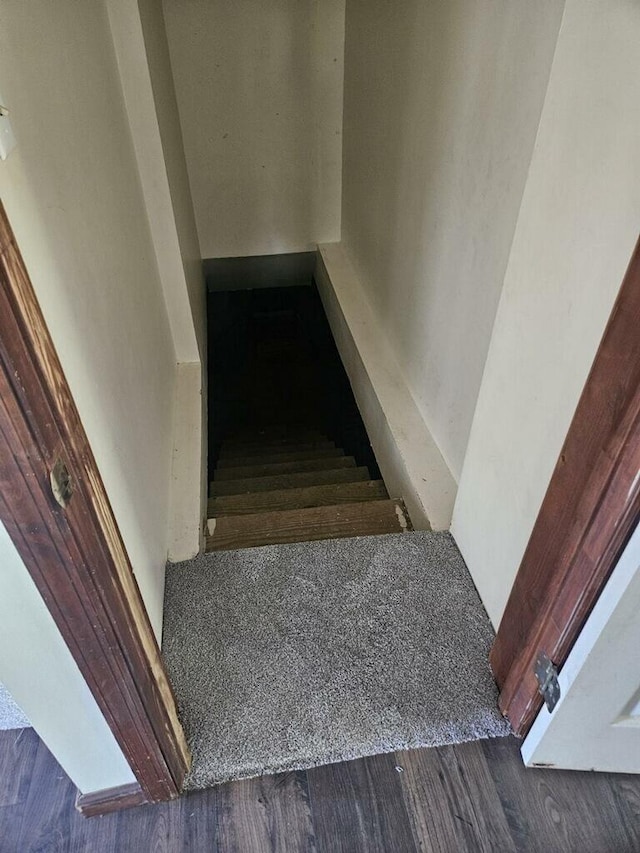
[1,731,638,851]
[396,741,516,853]
[482,736,640,853]
[216,771,316,853]
[307,752,418,853]
[0,727,37,807]
[15,735,84,853]
[210,466,371,497]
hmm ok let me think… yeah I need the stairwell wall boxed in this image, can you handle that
[340,0,565,489]
[107,0,208,563]
[162,0,345,259]
[452,0,640,628]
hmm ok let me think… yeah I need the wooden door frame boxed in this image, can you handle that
[491,234,640,737]
[0,202,190,815]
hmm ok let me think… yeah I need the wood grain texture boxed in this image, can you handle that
[76,783,148,817]
[482,736,639,853]
[209,479,388,517]
[210,466,371,497]
[214,455,357,481]
[397,743,515,853]
[307,751,418,853]
[219,439,335,459]
[0,203,189,805]
[2,730,639,850]
[492,234,640,735]
[216,447,344,469]
[207,500,407,551]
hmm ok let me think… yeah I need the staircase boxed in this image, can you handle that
[206,426,411,551]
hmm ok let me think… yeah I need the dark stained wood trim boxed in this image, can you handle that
[491,234,640,736]
[76,783,149,817]
[0,203,190,807]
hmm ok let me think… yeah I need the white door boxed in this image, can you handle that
[521,520,640,773]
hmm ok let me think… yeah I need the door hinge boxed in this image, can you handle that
[535,652,560,713]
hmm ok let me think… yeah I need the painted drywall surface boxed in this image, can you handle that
[107,0,202,365]
[341,0,564,481]
[163,0,345,258]
[0,0,176,638]
[107,0,206,560]
[169,362,204,560]
[452,0,640,628]
[0,522,135,793]
[136,0,207,358]
[317,245,456,530]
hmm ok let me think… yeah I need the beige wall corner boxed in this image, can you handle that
[316,245,457,530]
[452,0,640,628]
[169,361,204,562]
[163,0,345,258]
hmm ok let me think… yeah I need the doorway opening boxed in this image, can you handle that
[205,275,410,550]
[161,257,510,792]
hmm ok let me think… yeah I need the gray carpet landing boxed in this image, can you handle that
[163,531,510,790]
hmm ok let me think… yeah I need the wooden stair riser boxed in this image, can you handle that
[210,467,372,497]
[209,480,388,517]
[206,500,409,551]
[223,429,326,446]
[217,440,335,460]
[216,448,344,469]
[213,456,357,482]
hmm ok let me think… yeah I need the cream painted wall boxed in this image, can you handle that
[162,0,345,258]
[452,0,640,628]
[0,523,135,793]
[0,0,176,638]
[107,0,206,560]
[136,0,207,357]
[341,0,564,481]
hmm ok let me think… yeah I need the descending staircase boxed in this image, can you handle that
[206,426,411,551]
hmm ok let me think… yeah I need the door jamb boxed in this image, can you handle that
[491,234,640,736]
[0,202,190,813]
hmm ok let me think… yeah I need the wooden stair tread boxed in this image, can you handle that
[206,500,409,551]
[209,480,388,516]
[224,428,326,445]
[216,447,344,469]
[218,439,335,459]
[214,456,357,482]
[210,467,371,497]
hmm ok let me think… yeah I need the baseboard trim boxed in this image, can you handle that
[76,782,149,817]
[315,244,457,530]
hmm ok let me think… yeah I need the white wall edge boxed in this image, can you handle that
[168,360,204,561]
[107,0,205,561]
[316,244,457,530]
[107,0,199,365]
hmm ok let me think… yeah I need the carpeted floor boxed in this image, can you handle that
[0,683,29,730]
[163,531,511,790]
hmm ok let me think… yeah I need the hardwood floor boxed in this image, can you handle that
[1,729,638,851]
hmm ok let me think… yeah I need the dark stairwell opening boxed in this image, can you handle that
[160,262,509,792]
[205,272,411,550]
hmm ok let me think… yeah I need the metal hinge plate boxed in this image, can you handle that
[535,652,560,712]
